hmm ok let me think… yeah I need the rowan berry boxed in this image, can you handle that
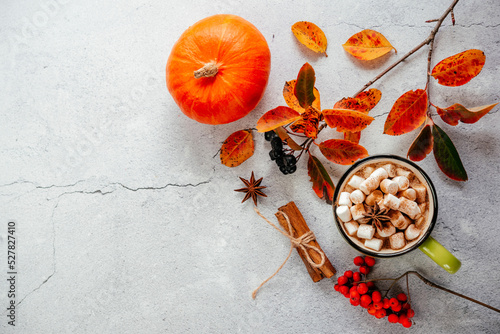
[382,298,391,309]
[391,303,402,313]
[402,302,411,310]
[350,297,360,306]
[359,265,370,275]
[360,295,372,308]
[401,318,412,328]
[353,256,365,266]
[388,314,399,323]
[407,309,415,318]
[334,284,340,292]
[367,306,377,315]
[375,308,387,319]
[373,301,383,310]
[350,286,358,295]
[339,285,349,295]
[357,283,369,295]
[338,275,348,285]
[389,297,399,307]
[364,256,376,267]
[344,270,353,278]
[367,281,375,289]
[397,292,407,302]
[398,314,408,324]
[350,290,360,299]
[353,272,361,282]
[372,290,382,303]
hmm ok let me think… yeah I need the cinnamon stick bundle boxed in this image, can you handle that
[275,201,336,282]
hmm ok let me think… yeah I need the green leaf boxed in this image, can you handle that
[294,63,316,109]
[432,124,468,181]
[307,153,335,204]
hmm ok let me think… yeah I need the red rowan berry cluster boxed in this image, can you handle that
[333,256,414,328]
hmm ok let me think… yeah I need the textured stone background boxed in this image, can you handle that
[1,0,499,333]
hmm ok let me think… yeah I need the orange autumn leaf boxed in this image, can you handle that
[342,29,396,61]
[291,21,328,56]
[290,106,321,139]
[316,139,369,165]
[283,80,321,113]
[436,103,498,126]
[220,130,254,167]
[431,49,486,87]
[322,109,375,132]
[256,106,301,132]
[274,126,303,151]
[334,89,382,143]
[307,153,335,204]
[407,119,434,162]
[384,89,428,136]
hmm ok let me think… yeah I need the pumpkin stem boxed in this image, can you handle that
[194,62,218,79]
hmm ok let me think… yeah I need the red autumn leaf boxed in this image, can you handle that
[220,130,254,167]
[256,106,301,133]
[294,63,316,109]
[290,106,321,139]
[274,126,303,151]
[316,139,369,165]
[334,88,382,112]
[322,109,375,132]
[432,124,468,181]
[291,21,328,56]
[436,103,498,126]
[335,89,382,143]
[283,80,321,113]
[407,120,434,162]
[384,89,428,136]
[431,49,486,87]
[342,29,396,61]
[307,153,335,204]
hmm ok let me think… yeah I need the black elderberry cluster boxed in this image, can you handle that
[265,131,297,175]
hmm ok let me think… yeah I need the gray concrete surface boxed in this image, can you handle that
[1,0,499,333]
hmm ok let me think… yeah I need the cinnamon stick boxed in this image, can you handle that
[275,201,336,282]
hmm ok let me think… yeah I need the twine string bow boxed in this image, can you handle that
[252,206,326,299]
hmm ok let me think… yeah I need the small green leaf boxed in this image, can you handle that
[294,63,316,108]
[432,124,468,181]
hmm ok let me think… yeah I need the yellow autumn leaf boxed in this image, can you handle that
[291,21,328,56]
[343,29,396,61]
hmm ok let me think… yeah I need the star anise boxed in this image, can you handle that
[234,172,267,206]
[358,203,391,230]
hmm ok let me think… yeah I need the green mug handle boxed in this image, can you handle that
[418,236,461,274]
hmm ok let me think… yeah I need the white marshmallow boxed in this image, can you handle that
[362,166,375,179]
[377,222,396,238]
[347,175,366,189]
[388,210,411,230]
[350,190,366,204]
[399,188,417,201]
[359,177,379,195]
[350,203,366,221]
[405,224,421,240]
[338,192,353,207]
[382,163,396,177]
[380,179,398,195]
[364,238,383,251]
[357,224,375,239]
[396,167,412,178]
[365,190,383,207]
[398,197,421,219]
[344,220,359,236]
[389,232,406,250]
[413,184,427,203]
[336,205,352,223]
[344,184,356,193]
[383,193,400,211]
[415,216,426,230]
[392,176,410,191]
[370,167,389,182]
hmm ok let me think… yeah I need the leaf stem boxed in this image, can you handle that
[352,0,459,99]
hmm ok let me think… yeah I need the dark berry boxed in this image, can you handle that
[284,154,296,166]
[364,256,376,267]
[279,165,288,174]
[271,137,283,150]
[264,131,276,141]
[269,150,277,161]
[286,164,297,174]
[276,156,285,167]
[353,256,364,266]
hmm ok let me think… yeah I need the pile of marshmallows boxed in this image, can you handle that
[336,163,428,252]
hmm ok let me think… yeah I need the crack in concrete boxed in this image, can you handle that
[17,200,59,307]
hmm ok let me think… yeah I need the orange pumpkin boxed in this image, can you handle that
[166,14,271,125]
